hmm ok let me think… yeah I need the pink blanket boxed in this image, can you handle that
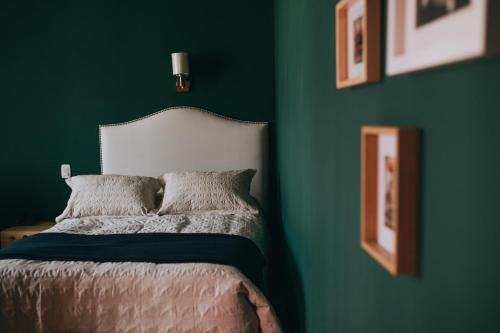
[0,214,281,332]
[0,259,282,332]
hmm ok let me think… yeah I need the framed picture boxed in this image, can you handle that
[336,0,381,88]
[361,126,420,275]
[386,0,500,76]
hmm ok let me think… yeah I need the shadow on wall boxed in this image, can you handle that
[267,123,306,333]
[268,219,306,333]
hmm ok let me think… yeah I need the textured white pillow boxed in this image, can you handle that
[56,175,162,222]
[157,170,259,215]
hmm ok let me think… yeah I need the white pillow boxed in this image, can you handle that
[56,175,162,222]
[157,170,259,215]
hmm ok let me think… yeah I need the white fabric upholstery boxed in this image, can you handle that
[100,107,269,212]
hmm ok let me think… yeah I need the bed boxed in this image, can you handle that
[0,107,281,333]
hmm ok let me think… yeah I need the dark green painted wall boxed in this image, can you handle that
[0,0,274,228]
[274,0,500,332]
[3,0,500,331]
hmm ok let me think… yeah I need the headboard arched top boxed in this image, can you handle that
[99,106,269,212]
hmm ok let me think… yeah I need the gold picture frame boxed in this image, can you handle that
[336,0,381,89]
[361,126,420,275]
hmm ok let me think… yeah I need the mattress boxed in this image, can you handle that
[0,212,282,333]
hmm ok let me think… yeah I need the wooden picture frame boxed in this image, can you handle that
[336,0,381,89]
[361,126,419,275]
[386,0,500,76]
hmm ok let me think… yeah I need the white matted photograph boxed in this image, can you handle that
[377,134,397,254]
[347,0,365,80]
[386,0,499,76]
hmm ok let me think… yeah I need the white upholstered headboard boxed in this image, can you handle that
[99,106,269,212]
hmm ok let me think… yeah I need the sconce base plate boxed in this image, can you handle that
[175,76,190,92]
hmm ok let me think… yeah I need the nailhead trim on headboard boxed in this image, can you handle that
[98,106,269,174]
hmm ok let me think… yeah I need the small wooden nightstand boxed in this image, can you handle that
[1,222,55,248]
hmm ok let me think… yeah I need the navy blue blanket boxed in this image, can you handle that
[0,233,266,287]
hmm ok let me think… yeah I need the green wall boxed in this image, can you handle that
[273,0,500,332]
[3,1,500,332]
[0,0,274,228]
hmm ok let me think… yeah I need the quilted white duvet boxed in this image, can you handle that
[0,213,282,333]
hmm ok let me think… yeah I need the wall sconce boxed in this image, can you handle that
[171,52,190,92]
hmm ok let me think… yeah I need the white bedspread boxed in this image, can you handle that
[44,212,269,256]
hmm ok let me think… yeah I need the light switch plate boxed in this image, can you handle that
[61,164,71,179]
